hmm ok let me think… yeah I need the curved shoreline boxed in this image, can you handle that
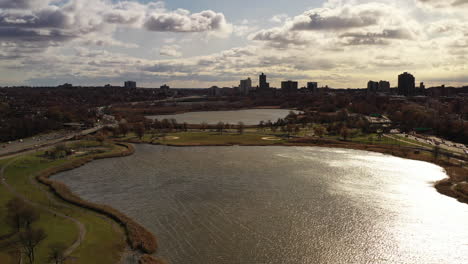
[33,142,163,263]
[28,138,466,264]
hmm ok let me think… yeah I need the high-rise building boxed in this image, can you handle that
[379,81,390,93]
[259,73,269,89]
[398,72,415,96]
[124,81,137,89]
[367,81,379,92]
[239,78,252,95]
[209,86,221,96]
[307,82,318,92]
[281,80,298,94]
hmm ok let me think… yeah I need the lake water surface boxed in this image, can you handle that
[147,109,295,125]
[54,145,468,264]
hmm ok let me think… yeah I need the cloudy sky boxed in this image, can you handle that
[1,0,467,88]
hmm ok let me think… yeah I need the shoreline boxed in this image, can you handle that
[33,142,164,264]
[19,137,465,263]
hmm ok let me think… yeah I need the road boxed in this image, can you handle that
[395,133,467,155]
[0,125,106,157]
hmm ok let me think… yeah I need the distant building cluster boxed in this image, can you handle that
[366,72,430,97]
[232,73,320,96]
[367,80,390,94]
[47,70,462,100]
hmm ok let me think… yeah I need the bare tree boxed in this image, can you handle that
[200,122,208,131]
[237,122,245,135]
[216,122,225,135]
[313,125,326,138]
[5,198,39,232]
[340,126,349,141]
[433,145,441,161]
[118,123,129,137]
[48,242,67,264]
[18,228,47,264]
[294,125,300,135]
[134,123,145,140]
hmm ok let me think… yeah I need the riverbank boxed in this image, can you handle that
[0,141,164,264]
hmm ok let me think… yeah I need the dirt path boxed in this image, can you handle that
[0,158,87,260]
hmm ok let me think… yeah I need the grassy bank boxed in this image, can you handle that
[0,141,160,264]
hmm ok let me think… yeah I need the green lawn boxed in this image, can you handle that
[0,142,125,264]
[122,130,287,145]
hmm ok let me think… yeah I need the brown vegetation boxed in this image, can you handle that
[34,143,158,255]
[138,254,166,264]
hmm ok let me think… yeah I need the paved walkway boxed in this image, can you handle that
[0,158,86,261]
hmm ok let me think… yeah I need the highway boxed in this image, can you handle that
[0,125,105,157]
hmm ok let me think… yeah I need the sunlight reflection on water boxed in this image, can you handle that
[54,146,468,264]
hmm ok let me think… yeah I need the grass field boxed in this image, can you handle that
[0,142,125,264]
[122,130,287,146]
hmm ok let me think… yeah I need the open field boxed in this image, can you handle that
[0,142,126,264]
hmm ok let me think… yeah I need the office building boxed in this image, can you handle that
[398,72,415,96]
[124,81,137,89]
[379,81,390,93]
[239,78,252,95]
[259,73,270,89]
[367,81,379,92]
[281,80,298,94]
[307,82,318,92]
[209,86,221,96]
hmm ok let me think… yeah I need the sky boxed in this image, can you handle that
[0,0,468,88]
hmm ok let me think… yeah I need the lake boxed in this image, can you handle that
[54,145,468,264]
[147,109,296,125]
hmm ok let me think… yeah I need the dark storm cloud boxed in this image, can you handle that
[0,0,49,9]
[0,27,73,42]
[0,8,68,28]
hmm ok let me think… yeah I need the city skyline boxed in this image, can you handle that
[1,0,468,88]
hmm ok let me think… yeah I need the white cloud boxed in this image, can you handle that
[159,45,182,57]
[270,14,288,24]
[144,9,232,35]
[0,0,232,59]
[2,0,468,88]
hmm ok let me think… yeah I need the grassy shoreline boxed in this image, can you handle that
[0,141,163,264]
[1,133,466,263]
